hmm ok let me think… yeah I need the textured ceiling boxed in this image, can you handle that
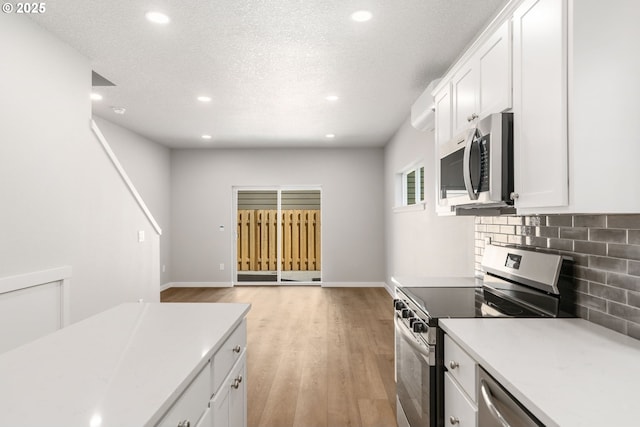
[30,0,507,148]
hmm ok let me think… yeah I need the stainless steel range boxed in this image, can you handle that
[393,244,572,427]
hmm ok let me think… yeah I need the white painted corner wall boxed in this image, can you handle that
[0,15,160,325]
[93,116,171,285]
[384,118,476,282]
[170,148,386,284]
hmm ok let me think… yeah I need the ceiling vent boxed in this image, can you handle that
[92,71,115,87]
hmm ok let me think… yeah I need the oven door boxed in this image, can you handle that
[395,315,436,427]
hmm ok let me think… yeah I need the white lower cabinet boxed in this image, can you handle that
[156,320,247,427]
[444,334,477,427]
[444,335,477,402]
[156,363,212,427]
[195,408,211,427]
[444,373,477,427]
[210,353,247,427]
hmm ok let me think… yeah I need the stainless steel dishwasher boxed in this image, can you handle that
[478,367,544,427]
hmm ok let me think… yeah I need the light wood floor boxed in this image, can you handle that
[161,286,397,427]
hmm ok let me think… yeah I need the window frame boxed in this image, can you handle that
[395,163,426,212]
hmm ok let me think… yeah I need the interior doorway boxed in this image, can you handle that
[234,187,321,284]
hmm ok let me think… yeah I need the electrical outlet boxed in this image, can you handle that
[219,263,225,271]
[162,265,166,273]
[138,230,145,242]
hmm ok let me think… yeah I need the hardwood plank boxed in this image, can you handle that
[161,286,396,427]
[358,399,397,427]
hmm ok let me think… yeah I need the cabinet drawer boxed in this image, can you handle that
[445,372,477,427]
[444,334,477,401]
[156,363,211,427]
[212,320,246,393]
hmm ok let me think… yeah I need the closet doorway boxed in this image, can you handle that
[234,187,321,284]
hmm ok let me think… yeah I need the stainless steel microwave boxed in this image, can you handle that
[438,112,514,215]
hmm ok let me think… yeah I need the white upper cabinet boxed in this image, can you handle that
[449,20,512,137]
[516,0,640,214]
[434,82,452,146]
[452,63,478,135]
[512,0,568,210]
[431,0,638,214]
[477,21,512,119]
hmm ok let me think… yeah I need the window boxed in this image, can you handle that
[401,165,425,206]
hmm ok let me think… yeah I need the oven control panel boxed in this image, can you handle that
[393,295,434,346]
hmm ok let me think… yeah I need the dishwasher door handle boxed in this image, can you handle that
[480,379,512,427]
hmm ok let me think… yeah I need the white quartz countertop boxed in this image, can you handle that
[391,276,481,288]
[440,318,640,427]
[0,302,250,427]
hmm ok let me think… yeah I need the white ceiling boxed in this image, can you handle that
[30,0,507,148]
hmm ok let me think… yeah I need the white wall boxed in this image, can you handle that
[384,118,475,281]
[170,147,385,284]
[93,117,171,285]
[0,15,159,323]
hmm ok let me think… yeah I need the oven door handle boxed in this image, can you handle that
[394,315,433,364]
[480,379,512,427]
[462,127,481,201]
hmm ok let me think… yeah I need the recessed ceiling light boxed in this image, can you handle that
[145,11,170,24]
[350,10,372,22]
[112,107,126,115]
[90,93,103,101]
[197,96,212,103]
[325,134,336,139]
[325,95,339,102]
[202,134,212,140]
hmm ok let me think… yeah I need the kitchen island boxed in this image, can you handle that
[441,318,640,427]
[0,302,250,427]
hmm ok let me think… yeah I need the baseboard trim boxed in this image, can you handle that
[234,281,319,286]
[161,281,390,291]
[161,282,232,291]
[321,282,386,288]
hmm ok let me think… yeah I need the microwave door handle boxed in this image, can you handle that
[462,128,480,200]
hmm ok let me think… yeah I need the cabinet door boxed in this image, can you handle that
[195,407,211,427]
[434,84,452,146]
[210,355,246,427]
[452,63,478,135]
[229,357,246,427]
[477,20,512,118]
[512,0,568,209]
[210,385,230,427]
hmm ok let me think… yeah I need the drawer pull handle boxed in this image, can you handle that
[177,420,190,427]
[232,375,243,389]
[449,416,460,425]
[449,360,459,370]
[233,345,242,353]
